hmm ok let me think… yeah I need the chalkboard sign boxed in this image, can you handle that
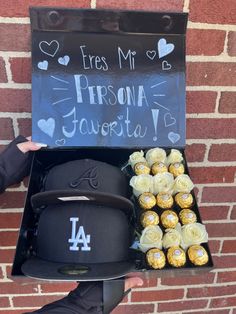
[30,8,187,148]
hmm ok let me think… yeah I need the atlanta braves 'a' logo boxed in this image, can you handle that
[68,217,91,251]
[69,166,99,189]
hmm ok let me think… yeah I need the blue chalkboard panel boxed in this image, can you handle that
[30,8,187,148]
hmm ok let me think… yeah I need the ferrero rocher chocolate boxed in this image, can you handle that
[188,245,209,266]
[156,192,174,209]
[134,162,151,175]
[139,192,156,210]
[161,210,178,229]
[140,210,159,228]
[179,209,197,225]
[167,246,186,267]
[151,162,168,175]
[175,192,193,209]
[169,162,185,177]
[146,248,166,269]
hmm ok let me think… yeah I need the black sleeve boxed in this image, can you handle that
[0,135,33,193]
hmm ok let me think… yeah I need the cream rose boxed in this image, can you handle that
[129,174,153,197]
[153,172,174,195]
[145,147,166,166]
[166,149,183,166]
[128,150,146,169]
[139,225,163,253]
[173,174,194,194]
[181,223,208,249]
[162,224,182,249]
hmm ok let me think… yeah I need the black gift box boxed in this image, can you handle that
[12,7,213,280]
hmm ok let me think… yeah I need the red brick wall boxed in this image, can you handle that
[0,0,235,313]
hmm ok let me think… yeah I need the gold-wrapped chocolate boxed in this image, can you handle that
[160,210,178,229]
[146,248,166,269]
[156,192,174,209]
[169,162,185,177]
[167,246,186,267]
[188,245,209,266]
[140,210,159,228]
[151,162,168,175]
[134,162,150,175]
[179,209,197,225]
[175,192,193,209]
[139,192,156,210]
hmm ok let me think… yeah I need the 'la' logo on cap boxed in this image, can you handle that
[68,217,91,251]
[69,166,99,189]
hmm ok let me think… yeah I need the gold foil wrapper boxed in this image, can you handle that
[161,210,178,229]
[169,162,185,177]
[151,162,168,175]
[139,192,156,210]
[179,209,197,225]
[146,248,166,269]
[175,192,193,209]
[134,162,151,175]
[167,246,186,267]
[140,210,159,228]
[156,192,174,209]
[188,245,209,266]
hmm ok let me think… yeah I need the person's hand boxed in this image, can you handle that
[125,276,144,290]
[17,136,47,153]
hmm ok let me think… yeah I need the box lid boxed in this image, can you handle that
[30,8,187,148]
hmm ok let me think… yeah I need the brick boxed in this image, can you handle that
[228,32,236,56]
[219,92,236,114]
[189,166,236,184]
[0,297,10,307]
[187,119,236,139]
[0,89,31,112]
[208,239,221,254]
[0,248,15,263]
[0,311,32,314]
[186,91,216,114]
[185,310,229,314]
[111,304,154,314]
[97,0,184,11]
[187,62,236,86]
[208,144,236,162]
[185,144,206,162]
[222,240,236,253]
[231,205,236,219]
[158,299,208,312]
[206,222,236,238]
[0,0,91,17]
[0,58,7,82]
[18,118,32,137]
[161,272,215,286]
[10,57,31,83]
[0,267,3,279]
[0,282,39,294]
[0,213,21,229]
[0,24,30,51]
[187,29,225,56]
[202,187,236,203]
[0,231,18,246]
[218,271,236,283]
[13,295,63,307]
[188,285,236,298]
[0,191,26,209]
[199,206,230,221]
[213,256,236,269]
[40,282,77,293]
[0,118,14,140]
[211,296,236,308]
[131,288,184,302]
[189,0,236,24]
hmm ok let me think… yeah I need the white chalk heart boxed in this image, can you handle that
[168,131,180,144]
[37,118,55,138]
[37,60,48,71]
[164,113,176,127]
[158,38,175,59]
[58,55,70,66]
[162,60,172,71]
[39,40,59,57]
[55,138,66,146]
[146,50,156,60]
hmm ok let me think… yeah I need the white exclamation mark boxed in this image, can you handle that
[151,109,159,141]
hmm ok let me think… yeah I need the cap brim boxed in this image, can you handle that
[31,190,134,214]
[21,256,135,281]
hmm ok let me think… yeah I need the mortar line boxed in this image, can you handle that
[214,91,221,114]
[90,0,96,9]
